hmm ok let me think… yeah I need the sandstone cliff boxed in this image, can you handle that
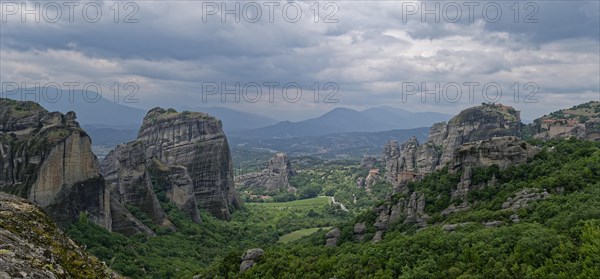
[383,103,521,191]
[102,107,241,232]
[372,104,530,241]
[101,142,176,235]
[235,152,297,193]
[0,99,110,230]
[0,192,120,278]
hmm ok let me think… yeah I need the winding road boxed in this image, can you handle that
[329,196,349,212]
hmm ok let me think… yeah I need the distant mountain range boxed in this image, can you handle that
[2,88,450,155]
[232,106,450,139]
[230,127,430,159]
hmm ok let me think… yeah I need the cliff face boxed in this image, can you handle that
[101,142,176,235]
[0,99,110,230]
[451,136,536,172]
[373,104,530,241]
[434,103,521,166]
[0,192,120,278]
[235,152,297,192]
[102,107,241,229]
[383,103,521,191]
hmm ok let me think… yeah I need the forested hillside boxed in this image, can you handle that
[201,139,600,278]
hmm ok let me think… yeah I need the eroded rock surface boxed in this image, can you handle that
[136,108,241,219]
[374,104,525,242]
[383,104,521,191]
[101,108,241,234]
[0,99,110,229]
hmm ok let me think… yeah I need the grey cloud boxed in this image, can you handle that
[0,0,598,120]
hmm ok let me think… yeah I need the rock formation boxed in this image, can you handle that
[240,248,264,273]
[353,223,366,241]
[235,152,297,193]
[136,108,241,219]
[371,191,429,240]
[361,168,380,192]
[449,136,537,200]
[383,103,522,192]
[1,100,243,237]
[373,104,528,242]
[433,103,522,166]
[101,107,242,234]
[324,228,341,247]
[101,142,177,235]
[501,188,549,211]
[0,192,120,278]
[0,99,111,230]
[451,136,536,172]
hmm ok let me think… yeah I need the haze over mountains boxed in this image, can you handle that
[2,88,449,151]
[229,127,430,159]
[232,106,450,139]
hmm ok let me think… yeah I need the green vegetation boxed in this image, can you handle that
[67,138,600,278]
[278,227,332,244]
[67,197,348,278]
[202,139,600,278]
[0,98,44,120]
[286,159,391,210]
[545,101,600,121]
[237,156,391,211]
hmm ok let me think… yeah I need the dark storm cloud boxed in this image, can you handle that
[0,1,598,120]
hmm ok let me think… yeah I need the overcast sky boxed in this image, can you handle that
[1,0,599,121]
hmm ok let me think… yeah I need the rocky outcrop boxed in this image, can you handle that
[102,108,241,230]
[0,99,110,230]
[324,228,341,247]
[383,104,521,190]
[371,102,596,243]
[382,137,439,192]
[235,152,296,193]
[449,136,537,200]
[372,191,429,241]
[501,188,549,211]
[239,248,264,273]
[435,103,521,166]
[374,104,524,242]
[136,108,241,219]
[530,101,600,141]
[451,136,536,171]
[353,222,366,241]
[101,142,177,235]
[0,192,120,278]
[364,169,380,191]
[442,222,472,232]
